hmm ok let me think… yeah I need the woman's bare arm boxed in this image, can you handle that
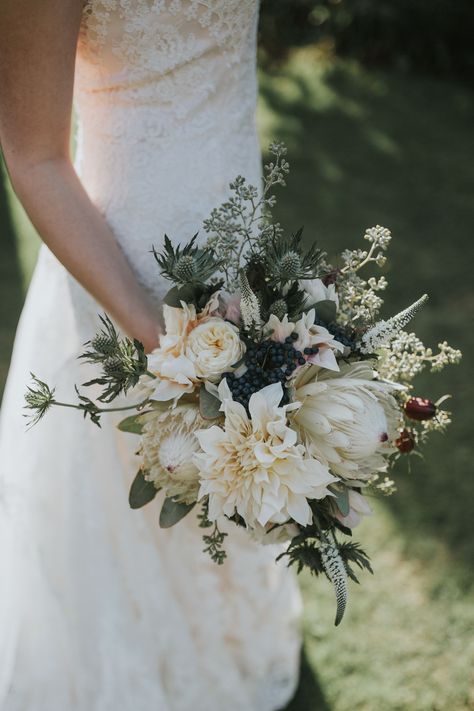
[0,0,161,353]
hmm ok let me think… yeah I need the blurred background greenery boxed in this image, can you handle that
[1,2,473,709]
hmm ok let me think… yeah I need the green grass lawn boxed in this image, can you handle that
[1,53,474,710]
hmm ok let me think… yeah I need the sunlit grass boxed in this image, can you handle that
[258,52,474,710]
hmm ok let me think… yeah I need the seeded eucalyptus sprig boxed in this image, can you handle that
[152,233,223,286]
[203,142,290,290]
[80,315,150,402]
[198,499,228,564]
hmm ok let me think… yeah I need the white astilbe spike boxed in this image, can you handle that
[320,541,348,626]
[358,294,429,354]
[239,270,261,330]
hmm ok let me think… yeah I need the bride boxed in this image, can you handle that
[0,1,302,709]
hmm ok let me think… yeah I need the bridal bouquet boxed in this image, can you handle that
[26,144,461,625]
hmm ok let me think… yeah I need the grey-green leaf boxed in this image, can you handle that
[199,387,221,420]
[129,470,159,509]
[159,497,196,528]
[314,299,337,325]
[118,413,147,434]
[334,487,350,517]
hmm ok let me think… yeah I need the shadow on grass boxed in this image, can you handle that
[284,645,332,711]
[259,55,474,580]
[0,159,25,400]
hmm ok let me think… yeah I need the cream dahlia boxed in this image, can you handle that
[292,362,400,483]
[194,380,337,528]
[141,405,211,504]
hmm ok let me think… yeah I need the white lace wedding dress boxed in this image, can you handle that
[0,2,302,709]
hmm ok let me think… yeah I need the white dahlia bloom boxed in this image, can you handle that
[292,362,400,483]
[299,278,339,309]
[141,405,210,504]
[265,308,344,371]
[185,317,245,382]
[194,381,337,528]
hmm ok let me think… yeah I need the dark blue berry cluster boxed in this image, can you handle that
[315,318,356,351]
[223,333,319,410]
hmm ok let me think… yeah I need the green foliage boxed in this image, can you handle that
[159,497,196,528]
[313,299,337,325]
[198,499,228,564]
[128,469,159,509]
[117,413,147,434]
[81,315,148,402]
[203,142,290,289]
[152,233,223,286]
[199,387,222,420]
[264,227,324,287]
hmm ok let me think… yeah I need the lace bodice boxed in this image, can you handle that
[74,1,262,301]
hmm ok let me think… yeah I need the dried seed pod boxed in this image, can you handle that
[395,429,416,453]
[405,397,437,421]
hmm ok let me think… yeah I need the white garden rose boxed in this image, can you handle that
[185,317,245,382]
[145,292,221,402]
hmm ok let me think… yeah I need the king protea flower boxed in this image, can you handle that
[291,362,400,483]
[141,405,211,504]
[194,380,337,528]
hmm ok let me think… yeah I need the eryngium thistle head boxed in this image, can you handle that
[90,333,116,356]
[103,356,124,375]
[153,233,223,286]
[174,254,196,282]
[269,298,288,320]
[278,251,302,280]
[24,374,56,426]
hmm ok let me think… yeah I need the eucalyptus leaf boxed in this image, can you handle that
[159,497,196,528]
[118,413,147,434]
[314,299,337,325]
[163,285,187,308]
[334,487,350,517]
[129,470,159,509]
[199,387,222,420]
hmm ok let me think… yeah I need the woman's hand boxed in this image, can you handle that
[0,0,161,348]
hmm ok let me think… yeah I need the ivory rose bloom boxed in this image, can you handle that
[185,318,245,382]
[146,293,232,402]
[194,380,337,528]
